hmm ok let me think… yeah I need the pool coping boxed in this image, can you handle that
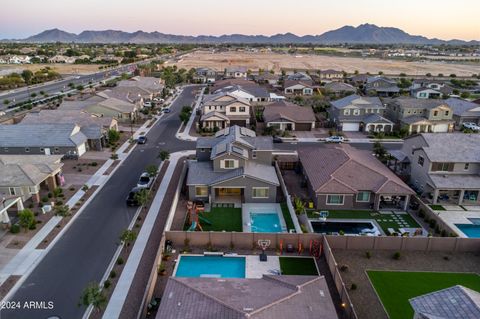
[242,203,288,233]
[172,253,247,278]
[308,218,385,236]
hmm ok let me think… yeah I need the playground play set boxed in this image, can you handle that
[186,201,212,231]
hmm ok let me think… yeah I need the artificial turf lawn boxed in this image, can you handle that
[189,207,243,232]
[279,257,318,275]
[367,271,480,319]
[280,202,296,231]
[307,210,421,234]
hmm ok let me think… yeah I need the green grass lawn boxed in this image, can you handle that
[307,210,421,234]
[280,203,296,231]
[184,207,243,232]
[367,271,480,319]
[279,257,318,275]
[429,204,446,211]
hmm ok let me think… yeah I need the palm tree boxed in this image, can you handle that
[119,229,137,252]
[79,282,107,313]
[293,197,306,215]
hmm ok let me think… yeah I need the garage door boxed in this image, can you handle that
[341,122,360,131]
[433,124,448,132]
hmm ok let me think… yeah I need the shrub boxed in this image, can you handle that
[69,187,75,191]
[429,219,437,228]
[82,185,89,191]
[350,283,357,290]
[103,280,111,289]
[29,223,36,230]
[365,251,372,259]
[117,257,124,265]
[340,264,349,272]
[393,252,401,260]
[41,196,49,203]
[47,193,53,198]
[109,270,116,279]
[10,224,20,234]
[441,229,448,237]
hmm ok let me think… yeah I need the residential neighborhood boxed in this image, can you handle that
[0,2,480,319]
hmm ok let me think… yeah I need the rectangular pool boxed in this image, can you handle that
[174,255,246,278]
[311,220,379,235]
[455,224,480,238]
[250,213,282,233]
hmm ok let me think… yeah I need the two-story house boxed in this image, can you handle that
[329,94,393,132]
[401,134,480,206]
[444,97,480,128]
[213,79,271,103]
[187,126,279,207]
[410,79,453,99]
[365,76,400,97]
[194,67,217,84]
[199,92,251,130]
[385,98,455,134]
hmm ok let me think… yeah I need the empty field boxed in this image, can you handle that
[174,50,480,76]
[0,63,102,76]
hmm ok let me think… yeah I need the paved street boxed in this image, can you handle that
[0,83,400,319]
[1,86,198,319]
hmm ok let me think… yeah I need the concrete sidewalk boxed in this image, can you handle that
[103,150,195,319]
[176,87,204,142]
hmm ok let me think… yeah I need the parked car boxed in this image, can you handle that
[325,136,345,143]
[462,122,480,131]
[272,136,283,143]
[163,108,171,113]
[137,172,154,189]
[143,101,152,107]
[137,136,147,144]
[126,187,143,206]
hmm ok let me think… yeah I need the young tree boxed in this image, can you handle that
[18,209,35,232]
[373,141,387,160]
[158,150,170,161]
[145,164,158,177]
[120,229,137,252]
[134,188,150,207]
[108,129,120,143]
[79,282,107,313]
[293,197,306,215]
[55,205,71,217]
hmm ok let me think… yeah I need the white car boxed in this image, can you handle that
[325,136,345,143]
[137,172,154,189]
[462,122,480,131]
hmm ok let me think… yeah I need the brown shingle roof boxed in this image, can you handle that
[263,101,315,123]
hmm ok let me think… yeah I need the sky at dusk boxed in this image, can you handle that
[1,0,479,40]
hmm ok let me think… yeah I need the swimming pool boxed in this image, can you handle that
[250,213,281,232]
[174,255,246,278]
[455,224,480,238]
[311,220,379,235]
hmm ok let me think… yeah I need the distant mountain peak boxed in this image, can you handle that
[11,24,479,45]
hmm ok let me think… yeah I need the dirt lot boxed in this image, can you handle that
[174,51,480,76]
[0,63,103,75]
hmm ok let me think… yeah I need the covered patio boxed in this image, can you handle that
[363,114,394,133]
[424,175,480,205]
[211,187,244,208]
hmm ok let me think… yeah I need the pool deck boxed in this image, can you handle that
[242,203,287,233]
[309,218,384,236]
[246,255,280,278]
[434,206,480,238]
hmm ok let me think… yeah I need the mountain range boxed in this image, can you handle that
[5,24,479,45]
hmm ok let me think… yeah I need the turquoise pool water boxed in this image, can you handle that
[455,224,480,238]
[250,213,281,232]
[175,256,246,278]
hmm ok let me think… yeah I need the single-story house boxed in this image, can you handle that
[284,80,315,95]
[411,87,443,99]
[263,101,315,131]
[299,145,414,210]
[225,66,248,79]
[0,124,88,157]
[323,82,357,95]
[86,97,139,122]
[20,110,118,151]
[0,155,64,205]
[156,275,338,319]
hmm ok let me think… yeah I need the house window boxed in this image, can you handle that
[464,163,469,170]
[223,159,236,169]
[40,148,45,152]
[239,106,246,112]
[431,162,454,172]
[356,192,370,202]
[9,187,16,196]
[252,150,257,159]
[344,109,350,115]
[195,186,208,197]
[29,186,38,194]
[445,111,449,116]
[252,187,269,198]
[418,156,424,166]
[433,110,438,116]
[353,109,360,115]
[25,147,30,152]
[230,107,237,112]
[326,195,344,205]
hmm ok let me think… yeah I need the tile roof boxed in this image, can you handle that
[363,113,393,124]
[323,82,356,93]
[0,155,63,187]
[392,98,450,110]
[156,275,338,319]
[444,98,480,117]
[409,133,480,163]
[331,94,383,110]
[409,285,480,319]
[428,174,480,189]
[263,101,315,123]
[284,80,314,89]
[299,145,414,195]
[0,124,87,148]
